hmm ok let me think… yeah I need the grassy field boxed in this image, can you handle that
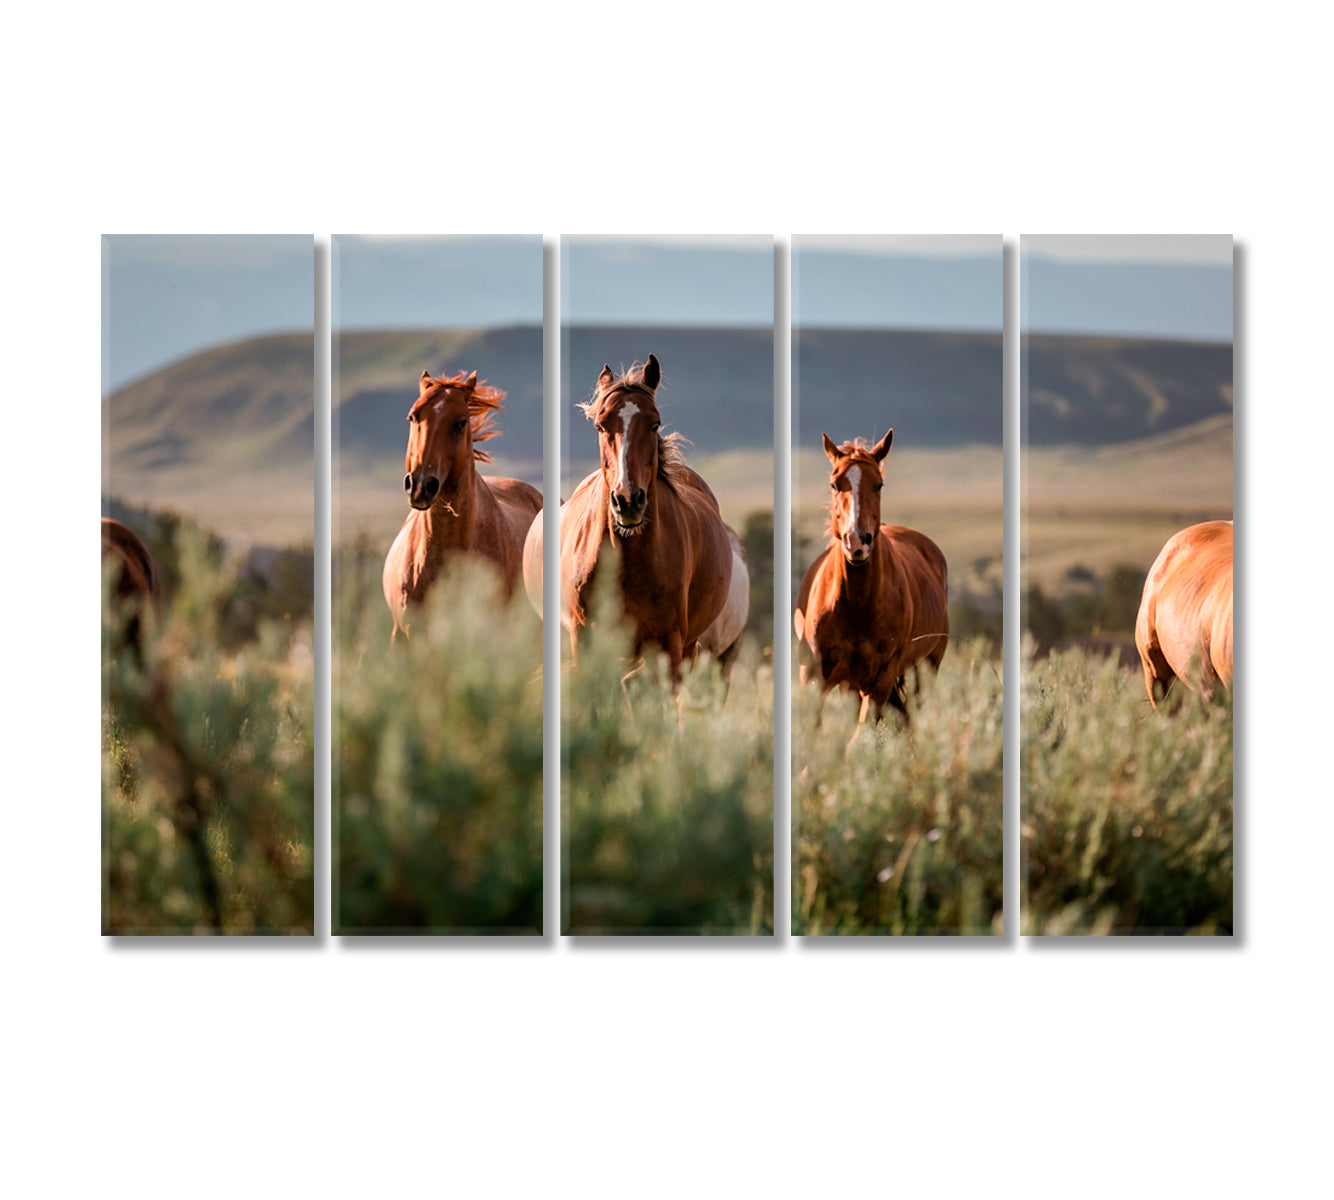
[562,582,775,935]
[792,640,1004,935]
[1021,642,1233,934]
[102,523,314,935]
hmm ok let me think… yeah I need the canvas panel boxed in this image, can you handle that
[1020,234,1234,936]
[791,235,1004,936]
[101,234,316,935]
[331,235,544,935]
[559,235,775,936]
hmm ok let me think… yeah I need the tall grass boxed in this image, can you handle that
[1022,640,1233,935]
[562,584,774,934]
[102,526,314,935]
[333,547,542,934]
[792,641,1004,935]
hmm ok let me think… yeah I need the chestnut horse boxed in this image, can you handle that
[794,430,948,724]
[1135,520,1233,707]
[383,369,542,640]
[102,518,161,652]
[558,355,737,684]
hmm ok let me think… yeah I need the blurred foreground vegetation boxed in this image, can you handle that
[334,545,542,933]
[792,641,1004,935]
[102,517,314,934]
[1022,642,1233,935]
[562,584,774,934]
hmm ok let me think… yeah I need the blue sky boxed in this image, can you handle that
[794,235,1001,330]
[333,235,542,328]
[102,235,312,392]
[563,236,773,325]
[1023,235,1233,341]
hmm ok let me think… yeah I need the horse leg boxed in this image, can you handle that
[716,636,742,691]
[664,632,685,692]
[887,678,911,728]
[619,656,646,726]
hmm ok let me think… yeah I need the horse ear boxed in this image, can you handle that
[822,433,840,465]
[643,354,661,391]
[419,369,433,392]
[464,370,478,389]
[872,429,894,462]
[598,364,614,391]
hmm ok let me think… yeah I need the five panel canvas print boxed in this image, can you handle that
[100,234,1234,938]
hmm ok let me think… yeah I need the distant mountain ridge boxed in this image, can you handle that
[103,326,1233,547]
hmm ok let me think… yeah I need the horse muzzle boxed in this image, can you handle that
[405,471,442,510]
[610,488,648,531]
[843,529,874,564]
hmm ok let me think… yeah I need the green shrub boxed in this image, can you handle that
[1021,640,1233,934]
[792,642,1004,935]
[102,525,314,935]
[333,549,543,933]
[562,582,774,934]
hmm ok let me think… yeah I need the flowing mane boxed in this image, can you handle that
[412,370,506,464]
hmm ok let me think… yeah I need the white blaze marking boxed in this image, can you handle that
[615,401,640,491]
[846,465,862,534]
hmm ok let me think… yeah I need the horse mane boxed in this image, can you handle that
[418,370,506,465]
[578,360,691,488]
[829,437,882,466]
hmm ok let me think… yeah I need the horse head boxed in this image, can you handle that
[402,368,504,510]
[823,429,893,565]
[586,354,664,534]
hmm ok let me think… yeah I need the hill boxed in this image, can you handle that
[1023,334,1232,445]
[104,332,314,548]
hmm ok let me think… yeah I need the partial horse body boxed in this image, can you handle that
[521,505,548,620]
[557,354,737,684]
[795,430,948,723]
[698,525,749,677]
[382,369,541,640]
[1135,520,1233,707]
[102,518,161,652]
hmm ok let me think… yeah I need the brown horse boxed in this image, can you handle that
[382,369,542,640]
[558,354,736,685]
[102,518,161,652]
[1135,520,1233,707]
[794,430,948,724]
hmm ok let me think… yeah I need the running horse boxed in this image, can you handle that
[1134,520,1233,708]
[794,430,948,724]
[383,369,542,640]
[557,354,743,685]
[102,517,161,653]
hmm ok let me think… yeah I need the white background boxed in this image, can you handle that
[6,4,1327,1197]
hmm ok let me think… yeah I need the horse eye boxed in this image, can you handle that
[454,419,468,433]
[874,483,883,492]
[651,422,660,432]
